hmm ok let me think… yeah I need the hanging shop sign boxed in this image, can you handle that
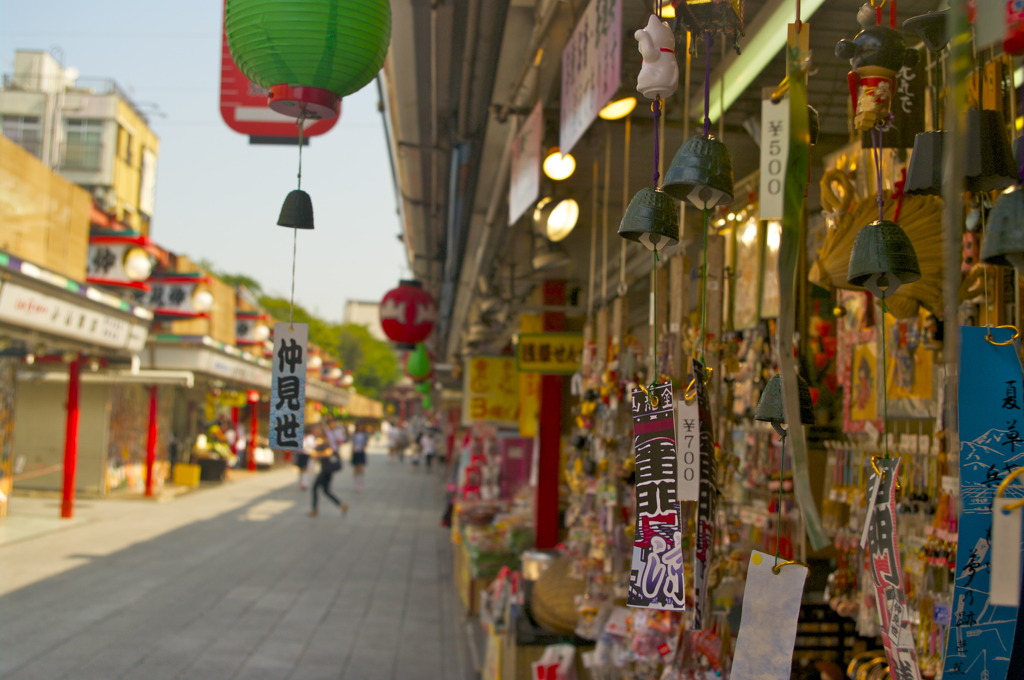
[559,0,622,154]
[943,326,1024,680]
[0,281,148,353]
[85,233,154,291]
[461,356,518,428]
[508,101,544,226]
[269,322,308,451]
[627,381,685,611]
[516,333,584,374]
[130,275,212,318]
[759,90,790,220]
[235,311,271,346]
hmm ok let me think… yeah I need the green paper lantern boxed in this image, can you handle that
[406,343,433,381]
[225,0,391,119]
[422,395,433,410]
[415,381,431,396]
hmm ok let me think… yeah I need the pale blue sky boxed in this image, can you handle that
[1,0,408,322]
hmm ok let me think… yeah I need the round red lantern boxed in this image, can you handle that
[380,280,437,348]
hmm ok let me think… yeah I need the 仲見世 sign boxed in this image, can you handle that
[269,322,307,451]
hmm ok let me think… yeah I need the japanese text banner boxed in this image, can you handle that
[462,356,518,428]
[517,333,584,374]
[269,322,307,451]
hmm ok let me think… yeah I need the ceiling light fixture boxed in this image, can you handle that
[542,148,576,181]
[599,96,637,120]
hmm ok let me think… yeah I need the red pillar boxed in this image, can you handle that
[248,393,259,471]
[60,355,81,519]
[231,406,240,456]
[144,385,158,497]
[535,281,566,549]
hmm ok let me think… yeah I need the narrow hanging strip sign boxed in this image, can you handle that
[692,358,718,629]
[675,398,700,501]
[269,322,308,452]
[730,551,808,680]
[778,22,829,551]
[866,457,921,680]
[943,326,1024,680]
[628,381,685,610]
[991,496,1023,607]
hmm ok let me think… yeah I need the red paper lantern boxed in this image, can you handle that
[380,280,437,347]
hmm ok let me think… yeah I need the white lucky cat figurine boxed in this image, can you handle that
[634,14,679,100]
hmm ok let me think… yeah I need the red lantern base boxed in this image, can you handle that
[268,84,341,120]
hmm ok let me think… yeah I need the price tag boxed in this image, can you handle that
[758,90,790,220]
[991,498,1023,607]
[676,399,700,501]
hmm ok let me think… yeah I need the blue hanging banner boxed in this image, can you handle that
[943,326,1024,679]
[269,322,308,451]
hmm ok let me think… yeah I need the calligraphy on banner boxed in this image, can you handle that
[462,356,518,428]
[517,333,584,374]
[627,381,685,611]
[944,326,1024,680]
[130,277,208,316]
[269,323,307,451]
[559,0,621,154]
[693,359,718,629]
[866,457,921,680]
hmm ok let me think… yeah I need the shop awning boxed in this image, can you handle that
[345,393,384,420]
[305,379,350,408]
[0,251,152,356]
[16,368,195,387]
[141,334,270,391]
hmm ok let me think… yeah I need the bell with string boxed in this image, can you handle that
[755,374,814,436]
[847,220,921,297]
[277,189,315,229]
[662,134,734,210]
[966,109,1017,193]
[618,187,679,251]
[904,130,945,196]
[981,185,1024,276]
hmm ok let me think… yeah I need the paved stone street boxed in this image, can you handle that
[0,444,471,680]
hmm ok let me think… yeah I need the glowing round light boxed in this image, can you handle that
[327,367,343,380]
[340,373,355,388]
[192,290,215,313]
[252,324,271,342]
[767,220,782,252]
[542,149,576,181]
[546,199,580,241]
[599,97,637,120]
[308,355,323,370]
[122,247,153,282]
[741,219,758,246]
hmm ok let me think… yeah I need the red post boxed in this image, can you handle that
[535,280,566,549]
[248,393,259,471]
[231,405,240,456]
[144,385,158,497]
[60,354,81,519]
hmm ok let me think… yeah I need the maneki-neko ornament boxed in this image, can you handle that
[634,14,678,100]
[835,6,918,131]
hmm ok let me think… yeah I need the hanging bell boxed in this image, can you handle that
[847,220,921,298]
[901,10,950,51]
[965,109,1017,193]
[662,134,734,210]
[755,374,814,435]
[618,187,679,250]
[277,189,315,229]
[904,130,945,196]
[981,185,1024,276]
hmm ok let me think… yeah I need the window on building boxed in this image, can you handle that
[2,115,43,158]
[63,119,103,171]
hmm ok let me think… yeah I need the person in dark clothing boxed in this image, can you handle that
[307,436,348,517]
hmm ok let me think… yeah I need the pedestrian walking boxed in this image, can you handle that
[420,429,437,471]
[351,424,370,491]
[296,424,316,490]
[308,434,348,517]
[387,420,405,461]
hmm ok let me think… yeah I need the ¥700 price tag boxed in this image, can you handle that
[676,400,700,501]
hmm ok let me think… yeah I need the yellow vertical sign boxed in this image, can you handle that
[519,314,543,437]
[462,356,518,428]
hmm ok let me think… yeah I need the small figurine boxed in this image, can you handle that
[635,15,679,100]
[835,5,918,131]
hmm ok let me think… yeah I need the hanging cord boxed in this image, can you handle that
[775,432,787,568]
[652,97,662,187]
[872,126,885,223]
[881,293,889,458]
[1019,84,1024,185]
[702,31,713,137]
[289,115,307,326]
[699,209,710,364]
[650,247,660,394]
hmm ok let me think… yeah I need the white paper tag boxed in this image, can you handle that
[991,497,1023,607]
[676,400,700,501]
[731,550,807,680]
[759,93,790,220]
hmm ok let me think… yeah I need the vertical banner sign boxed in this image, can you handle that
[866,457,921,680]
[269,323,307,451]
[675,399,700,501]
[508,101,543,226]
[759,91,790,220]
[559,0,622,155]
[944,326,1024,680]
[628,381,685,611]
[693,358,718,629]
[462,357,519,428]
[731,551,808,680]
